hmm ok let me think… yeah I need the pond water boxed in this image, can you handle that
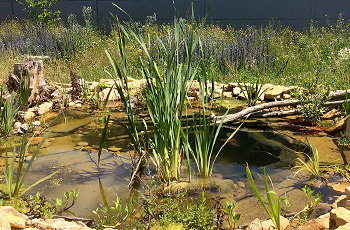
[19,109,342,225]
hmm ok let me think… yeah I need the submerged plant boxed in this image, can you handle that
[246,165,284,230]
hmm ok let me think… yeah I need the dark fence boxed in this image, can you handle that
[1,0,350,30]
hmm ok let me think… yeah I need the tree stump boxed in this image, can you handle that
[6,60,47,105]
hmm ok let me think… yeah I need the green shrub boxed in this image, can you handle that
[16,0,61,25]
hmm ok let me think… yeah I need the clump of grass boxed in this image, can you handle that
[0,94,19,136]
[293,143,323,179]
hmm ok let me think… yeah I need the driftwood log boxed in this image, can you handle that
[7,60,46,105]
[216,89,350,123]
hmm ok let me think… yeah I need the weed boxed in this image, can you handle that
[293,144,323,179]
[238,79,265,106]
[0,94,19,136]
[225,200,240,229]
[337,132,350,148]
[16,0,61,25]
[246,165,283,230]
[295,185,322,225]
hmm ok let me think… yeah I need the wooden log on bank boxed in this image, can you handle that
[6,60,46,105]
[217,89,350,123]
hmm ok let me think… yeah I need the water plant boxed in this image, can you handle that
[293,144,322,179]
[0,94,19,136]
[337,132,350,148]
[106,5,209,183]
[295,185,322,224]
[4,132,50,199]
[225,200,240,229]
[246,165,283,230]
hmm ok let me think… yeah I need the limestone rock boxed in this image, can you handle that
[101,88,120,101]
[261,216,289,230]
[223,92,232,98]
[317,213,330,229]
[24,111,36,120]
[0,215,11,230]
[0,206,28,228]
[322,109,341,120]
[346,186,350,199]
[29,218,92,230]
[283,93,292,99]
[38,101,53,115]
[13,121,21,129]
[247,218,262,230]
[264,85,285,100]
[330,207,350,227]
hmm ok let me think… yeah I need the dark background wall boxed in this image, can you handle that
[1,0,350,30]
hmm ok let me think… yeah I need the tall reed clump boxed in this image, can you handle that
[106,6,209,183]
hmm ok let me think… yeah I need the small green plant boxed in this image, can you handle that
[293,144,322,178]
[295,185,322,224]
[16,0,61,24]
[0,94,19,136]
[294,84,329,125]
[18,74,30,110]
[246,165,283,230]
[238,79,265,106]
[337,132,350,148]
[225,200,240,229]
[53,188,79,215]
[4,133,50,199]
[93,193,136,229]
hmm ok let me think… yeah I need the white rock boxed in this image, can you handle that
[32,121,41,127]
[0,215,10,230]
[247,218,262,230]
[264,85,285,100]
[0,206,28,229]
[24,111,36,121]
[261,216,289,230]
[13,121,21,129]
[345,186,350,199]
[68,101,76,107]
[233,87,242,96]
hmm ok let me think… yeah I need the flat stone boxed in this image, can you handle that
[317,213,330,229]
[346,186,350,199]
[0,206,28,228]
[13,121,21,129]
[283,93,292,99]
[330,207,350,227]
[298,219,325,230]
[29,218,92,230]
[264,85,285,100]
[76,142,89,146]
[24,111,36,120]
[237,181,245,188]
[322,109,341,120]
[232,87,242,96]
[223,92,232,98]
[327,116,349,134]
[261,216,289,230]
[101,88,120,101]
[108,147,122,152]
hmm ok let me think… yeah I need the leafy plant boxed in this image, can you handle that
[225,200,240,229]
[246,165,283,230]
[0,94,19,136]
[16,0,61,25]
[337,132,350,148]
[23,192,55,218]
[53,188,79,215]
[93,193,136,229]
[4,133,50,199]
[18,74,30,110]
[295,185,322,224]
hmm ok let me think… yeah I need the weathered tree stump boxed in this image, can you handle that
[6,60,47,105]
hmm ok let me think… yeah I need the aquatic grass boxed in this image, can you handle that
[246,165,282,230]
[238,79,265,106]
[293,144,322,178]
[4,132,50,199]
[106,5,210,183]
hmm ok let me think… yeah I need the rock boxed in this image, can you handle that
[0,206,28,228]
[335,223,350,230]
[28,136,44,145]
[68,101,76,107]
[283,93,292,99]
[264,85,285,100]
[232,87,242,96]
[0,215,11,230]
[327,116,348,134]
[13,121,21,129]
[237,181,245,188]
[76,142,89,146]
[282,86,298,94]
[108,147,122,152]
[330,207,350,227]
[346,117,350,135]
[261,216,289,230]
[317,213,330,229]
[332,195,347,209]
[298,219,325,230]
[322,109,341,120]
[310,202,332,218]
[247,218,262,230]
[223,92,232,98]
[32,120,41,127]
[18,123,28,134]
[346,186,350,199]
[101,88,120,101]
[29,218,92,230]
[24,111,36,120]
[37,101,53,115]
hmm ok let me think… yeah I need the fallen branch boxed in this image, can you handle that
[217,89,350,123]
